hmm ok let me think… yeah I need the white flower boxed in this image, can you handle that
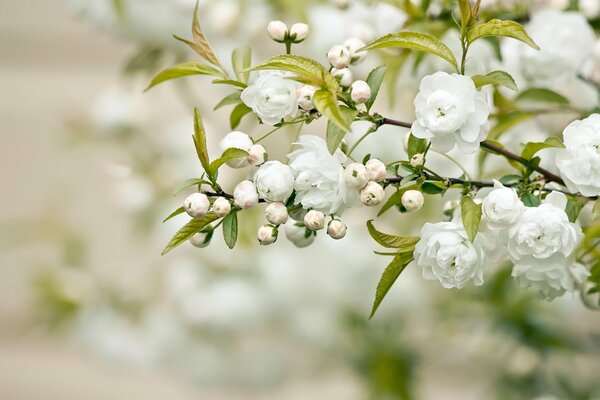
[284,220,315,248]
[412,222,495,289]
[304,210,325,230]
[331,68,353,87]
[183,193,210,218]
[343,37,367,64]
[482,181,525,230]
[211,197,231,218]
[412,72,490,153]
[289,23,309,42]
[327,219,347,240]
[257,224,278,245]
[241,71,299,125]
[409,153,424,167]
[401,190,424,212]
[218,131,253,168]
[365,158,386,182]
[556,114,600,196]
[501,10,595,86]
[343,162,369,189]
[297,85,317,111]
[350,80,371,104]
[253,160,295,202]
[247,144,267,167]
[190,231,211,248]
[287,135,360,214]
[581,0,600,19]
[359,181,385,206]
[265,202,289,225]
[233,180,259,209]
[267,20,287,41]
[327,44,352,69]
[512,260,590,300]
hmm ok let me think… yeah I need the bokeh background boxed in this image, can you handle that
[1,1,599,399]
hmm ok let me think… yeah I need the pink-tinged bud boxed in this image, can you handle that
[401,190,424,212]
[297,85,317,111]
[211,197,231,218]
[343,162,369,189]
[248,144,267,166]
[327,219,347,239]
[360,181,384,206]
[233,180,259,209]
[183,192,210,218]
[289,23,309,42]
[350,80,371,104]
[365,158,386,182]
[304,210,325,230]
[265,202,289,225]
[267,20,288,41]
[257,224,278,245]
[343,37,367,64]
[327,44,352,69]
[331,68,353,87]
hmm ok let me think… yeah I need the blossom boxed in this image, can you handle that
[297,85,317,111]
[189,231,211,248]
[304,210,325,231]
[265,202,289,225]
[267,20,287,41]
[411,72,490,153]
[233,180,259,209]
[287,135,359,214]
[327,44,352,69]
[556,114,600,196]
[512,260,589,300]
[218,131,253,168]
[257,225,278,245]
[247,144,267,167]
[183,193,210,218]
[481,181,525,230]
[211,197,231,218]
[401,190,424,212]
[365,159,386,182]
[241,71,299,125]
[350,80,371,104]
[289,23,309,42]
[327,219,347,239]
[359,181,385,206]
[343,162,369,189]
[253,160,295,202]
[412,222,495,289]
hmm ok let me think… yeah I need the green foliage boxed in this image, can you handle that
[365,65,388,112]
[377,183,421,217]
[370,252,414,319]
[213,92,241,111]
[521,136,564,160]
[367,220,420,249]
[222,212,238,249]
[192,108,211,176]
[516,88,570,105]
[162,207,185,223]
[466,19,539,50]
[145,62,224,91]
[326,106,359,153]
[313,89,351,132]
[461,195,482,242]
[162,213,219,255]
[472,70,518,91]
[230,103,252,129]
[407,134,427,158]
[173,178,212,196]
[208,148,249,178]
[231,46,251,84]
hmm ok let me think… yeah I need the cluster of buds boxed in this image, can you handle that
[340,158,386,207]
[184,193,233,248]
[257,202,290,246]
[267,21,309,43]
[327,37,367,69]
[219,131,267,168]
[302,210,347,240]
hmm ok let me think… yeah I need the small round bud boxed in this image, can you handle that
[581,0,600,19]
[304,210,325,230]
[289,23,309,43]
[248,144,267,166]
[297,85,317,111]
[257,224,278,245]
[211,196,231,218]
[265,202,289,225]
[401,190,424,212]
[343,162,369,189]
[190,231,211,248]
[183,192,210,218]
[267,20,288,41]
[365,158,386,182]
[284,220,315,248]
[360,181,385,206]
[327,44,352,69]
[343,37,367,64]
[219,131,253,168]
[350,80,371,104]
[331,68,353,87]
[327,219,347,240]
[233,180,259,209]
[410,153,425,167]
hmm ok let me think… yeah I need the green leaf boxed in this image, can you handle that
[367,220,420,249]
[193,108,211,174]
[377,184,416,217]
[487,111,535,141]
[211,79,247,88]
[163,207,185,223]
[458,0,473,35]
[208,148,249,177]
[471,70,518,92]
[521,192,540,207]
[467,19,539,50]
[369,251,414,319]
[313,89,350,133]
[593,199,600,220]
[421,181,446,195]
[173,178,212,196]
[145,62,224,91]
[214,92,241,111]
[162,213,219,255]
[360,31,459,72]
[460,195,482,242]
[407,134,427,158]
[232,46,251,84]
[230,103,252,129]
[181,0,223,68]
[565,200,583,223]
[365,65,387,112]
[222,212,238,249]
[516,88,570,105]
[326,106,359,153]
[521,136,564,160]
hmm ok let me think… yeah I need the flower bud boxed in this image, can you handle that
[360,181,385,206]
[343,37,367,64]
[267,20,288,42]
[257,224,278,245]
[265,202,289,225]
[350,80,371,104]
[254,161,295,203]
[233,180,259,209]
[343,162,369,189]
[331,68,353,87]
[189,231,211,248]
[284,220,315,248]
[247,144,267,166]
[365,158,386,182]
[211,196,231,218]
[581,0,600,19]
[289,23,309,43]
[304,210,325,230]
[183,192,210,218]
[327,219,347,240]
[327,44,352,69]
[410,153,425,167]
[219,131,254,168]
[401,190,424,212]
[297,85,317,111]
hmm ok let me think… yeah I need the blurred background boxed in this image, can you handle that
[1,0,599,399]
